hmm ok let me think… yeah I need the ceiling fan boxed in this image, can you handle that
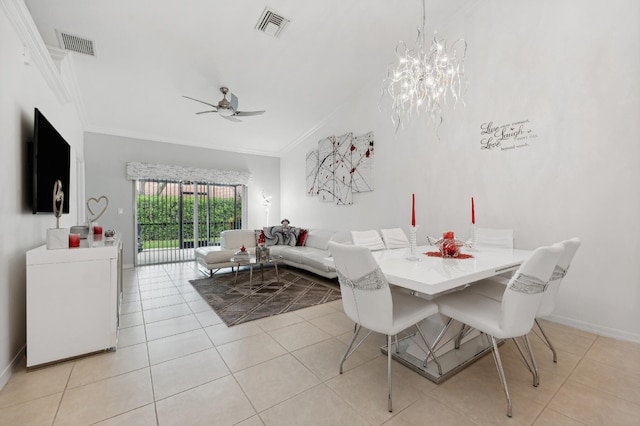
[182,87,265,122]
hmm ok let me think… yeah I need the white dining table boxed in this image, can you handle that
[372,245,532,297]
[370,244,533,383]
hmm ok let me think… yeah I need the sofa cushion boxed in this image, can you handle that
[267,245,287,257]
[351,230,386,251]
[195,246,236,265]
[279,246,305,263]
[221,230,257,250]
[330,230,352,244]
[299,249,334,273]
[304,229,335,250]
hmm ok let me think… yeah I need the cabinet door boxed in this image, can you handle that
[27,259,115,367]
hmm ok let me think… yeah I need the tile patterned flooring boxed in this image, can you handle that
[1,262,639,425]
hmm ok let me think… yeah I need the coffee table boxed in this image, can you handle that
[230,255,282,289]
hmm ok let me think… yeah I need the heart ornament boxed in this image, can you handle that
[87,196,109,221]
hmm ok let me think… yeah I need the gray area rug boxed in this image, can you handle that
[189,267,341,326]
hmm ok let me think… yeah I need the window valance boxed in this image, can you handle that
[126,162,251,186]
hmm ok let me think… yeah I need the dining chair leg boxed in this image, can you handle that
[387,334,393,412]
[535,319,558,363]
[415,325,443,375]
[522,334,540,387]
[340,324,361,374]
[512,337,537,387]
[340,325,373,374]
[487,334,512,417]
[395,335,399,353]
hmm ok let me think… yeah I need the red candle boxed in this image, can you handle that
[411,193,416,227]
[93,225,103,235]
[471,197,475,224]
[69,233,80,248]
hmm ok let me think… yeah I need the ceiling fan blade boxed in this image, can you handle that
[182,95,218,109]
[235,110,265,117]
[196,110,217,115]
[222,115,242,122]
[229,92,239,112]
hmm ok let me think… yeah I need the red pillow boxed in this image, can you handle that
[297,229,308,246]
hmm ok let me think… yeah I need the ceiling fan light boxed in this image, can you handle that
[218,108,234,117]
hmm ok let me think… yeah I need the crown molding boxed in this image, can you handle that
[0,0,71,103]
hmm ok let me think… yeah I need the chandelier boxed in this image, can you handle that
[381,0,468,133]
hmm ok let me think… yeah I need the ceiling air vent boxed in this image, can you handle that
[56,30,96,56]
[255,7,290,37]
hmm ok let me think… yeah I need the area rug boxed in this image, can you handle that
[189,267,341,326]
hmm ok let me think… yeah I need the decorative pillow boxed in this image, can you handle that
[263,226,299,246]
[255,229,266,246]
[290,227,300,245]
[297,229,308,246]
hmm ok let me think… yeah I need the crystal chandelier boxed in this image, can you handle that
[381,0,468,133]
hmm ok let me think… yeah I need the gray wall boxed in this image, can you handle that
[84,133,280,267]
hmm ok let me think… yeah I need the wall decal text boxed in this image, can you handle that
[480,119,538,151]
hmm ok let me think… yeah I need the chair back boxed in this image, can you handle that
[475,228,514,249]
[381,228,410,249]
[500,244,563,336]
[328,241,393,331]
[537,238,581,317]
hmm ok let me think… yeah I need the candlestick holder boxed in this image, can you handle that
[466,224,477,251]
[407,225,420,261]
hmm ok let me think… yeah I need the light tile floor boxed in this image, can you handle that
[1,262,639,425]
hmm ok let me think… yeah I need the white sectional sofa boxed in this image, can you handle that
[194,230,258,275]
[195,228,352,279]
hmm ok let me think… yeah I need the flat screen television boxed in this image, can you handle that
[30,108,70,214]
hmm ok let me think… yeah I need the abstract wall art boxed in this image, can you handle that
[306,131,374,205]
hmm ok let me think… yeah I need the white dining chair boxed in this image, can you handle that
[474,227,514,248]
[350,229,386,251]
[469,238,581,363]
[328,241,441,412]
[380,228,410,249]
[435,244,563,417]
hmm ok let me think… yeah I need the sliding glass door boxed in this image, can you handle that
[135,179,244,266]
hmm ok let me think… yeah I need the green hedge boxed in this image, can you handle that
[137,195,241,243]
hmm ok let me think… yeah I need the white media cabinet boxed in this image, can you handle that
[26,233,122,367]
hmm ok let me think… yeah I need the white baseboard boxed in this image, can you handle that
[0,346,26,391]
[547,314,640,343]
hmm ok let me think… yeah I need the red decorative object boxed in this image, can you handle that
[93,225,103,235]
[411,193,416,226]
[471,197,475,224]
[69,233,80,248]
[438,231,464,258]
[426,251,474,259]
[240,245,246,252]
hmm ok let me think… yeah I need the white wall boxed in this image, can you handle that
[0,6,85,385]
[280,0,640,342]
[84,133,280,267]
